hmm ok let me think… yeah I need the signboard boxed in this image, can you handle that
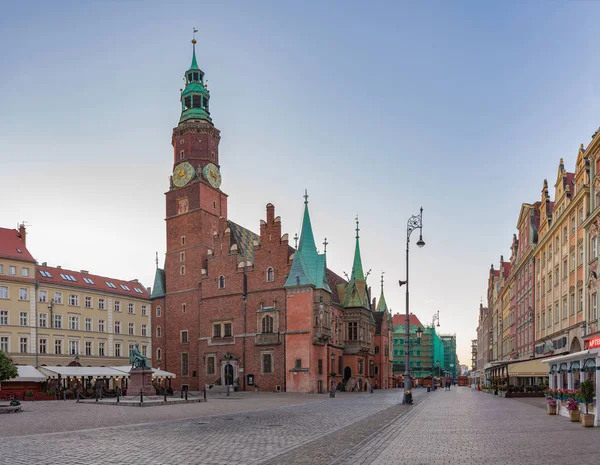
[585,336,600,350]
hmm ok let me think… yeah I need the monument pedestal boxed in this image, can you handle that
[128,369,155,396]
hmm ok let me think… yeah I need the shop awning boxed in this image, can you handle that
[507,359,548,377]
[110,366,176,378]
[542,348,600,367]
[5,366,47,382]
[38,366,129,379]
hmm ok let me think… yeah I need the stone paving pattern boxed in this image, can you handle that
[0,388,598,464]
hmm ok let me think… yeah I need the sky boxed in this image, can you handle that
[1,1,600,367]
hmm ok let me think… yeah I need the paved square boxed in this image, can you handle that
[0,388,597,464]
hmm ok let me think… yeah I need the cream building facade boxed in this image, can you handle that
[0,226,152,367]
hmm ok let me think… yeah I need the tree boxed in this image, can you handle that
[0,350,18,386]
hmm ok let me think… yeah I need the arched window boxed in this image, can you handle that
[375,345,380,354]
[156,348,162,361]
[262,315,274,333]
[156,326,161,338]
[156,306,161,317]
[218,276,225,289]
[375,366,379,375]
[266,267,274,282]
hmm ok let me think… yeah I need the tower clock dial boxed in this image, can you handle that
[173,162,195,187]
[202,163,222,189]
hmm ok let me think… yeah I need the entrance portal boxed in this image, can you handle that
[344,366,352,381]
[224,363,234,386]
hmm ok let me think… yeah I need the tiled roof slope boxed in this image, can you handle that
[0,228,35,262]
[228,221,260,264]
[38,265,150,299]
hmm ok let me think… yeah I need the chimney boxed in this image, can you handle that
[57,266,62,269]
[80,270,89,274]
[18,223,26,247]
[42,262,47,267]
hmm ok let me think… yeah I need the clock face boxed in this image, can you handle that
[173,162,195,188]
[202,163,222,189]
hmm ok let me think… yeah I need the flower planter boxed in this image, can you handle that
[581,413,595,427]
[547,405,557,415]
[568,410,580,422]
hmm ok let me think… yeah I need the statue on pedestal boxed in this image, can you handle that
[129,343,149,370]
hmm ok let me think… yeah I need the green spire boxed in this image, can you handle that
[189,33,200,70]
[350,216,365,282]
[179,35,212,125]
[377,272,388,313]
[284,191,331,292]
[337,216,369,309]
[150,267,166,299]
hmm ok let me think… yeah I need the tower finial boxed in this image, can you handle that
[355,214,360,239]
[303,189,308,205]
[192,27,198,44]
[323,237,328,254]
[155,251,159,269]
[294,233,299,250]
[381,271,385,294]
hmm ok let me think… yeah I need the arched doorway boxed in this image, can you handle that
[344,366,352,381]
[570,337,582,353]
[224,363,234,385]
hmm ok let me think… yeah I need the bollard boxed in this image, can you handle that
[117,391,120,403]
[185,390,188,401]
[140,389,143,403]
[181,390,183,399]
[63,390,66,402]
[164,391,167,402]
[203,389,206,401]
[76,391,80,403]
[95,390,99,403]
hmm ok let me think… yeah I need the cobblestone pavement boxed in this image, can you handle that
[1,388,598,464]
[0,389,410,465]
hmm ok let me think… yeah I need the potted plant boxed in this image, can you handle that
[24,390,34,401]
[579,380,595,427]
[566,397,580,422]
[547,397,557,415]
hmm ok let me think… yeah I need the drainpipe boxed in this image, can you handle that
[242,268,247,391]
[283,291,287,392]
[35,279,39,368]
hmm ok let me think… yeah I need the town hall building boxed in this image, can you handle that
[150,39,393,393]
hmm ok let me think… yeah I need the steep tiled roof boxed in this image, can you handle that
[228,221,260,264]
[0,228,35,263]
[150,268,166,299]
[38,265,150,299]
[392,313,423,328]
[326,269,346,304]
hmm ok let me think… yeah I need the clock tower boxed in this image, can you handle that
[156,38,228,381]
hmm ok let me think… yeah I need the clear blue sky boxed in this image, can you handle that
[1,1,599,366]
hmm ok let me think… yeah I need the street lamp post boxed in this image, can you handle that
[430,311,440,388]
[399,208,425,404]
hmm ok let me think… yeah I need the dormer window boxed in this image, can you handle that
[218,275,225,289]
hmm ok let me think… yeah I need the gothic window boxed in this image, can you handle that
[318,359,323,375]
[156,348,162,361]
[181,353,189,377]
[218,276,225,289]
[263,353,273,374]
[206,355,216,375]
[348,322,358,341]
[358,358,364,375]
[369,360,375,377]
[262,315,274,333]
[266,267,274,282]
[375,345,380,354]
[156,326,161,338]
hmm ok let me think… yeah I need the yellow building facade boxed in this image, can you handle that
[534,151,589,357]
[0,226,152,367]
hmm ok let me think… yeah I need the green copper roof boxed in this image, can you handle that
[285,194,331,292]
[377,292,388,313]
[179,40,212,124]
[150,268,166,299]
[189,41,200,71]
[377,275,389,313]
[337,219,369,309]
